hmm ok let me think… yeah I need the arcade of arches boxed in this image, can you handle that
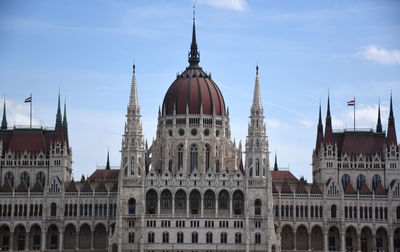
[0,223,110,251]
[279,224,398,251]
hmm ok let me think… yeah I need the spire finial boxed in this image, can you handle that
[273,153,278,171]
[1,98,7,130]
[63,98,68,128]
[256,65,259,75]
[252,65,262,109]
[106,148,110,170]
[56,92,62,124]
[188,5,200,67]
[376,99,382,133]
[129,63,139,107]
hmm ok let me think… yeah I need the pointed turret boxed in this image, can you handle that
[188,6,200,67]
[63,101,68,129]
[252,65,262,109]
[129,64,139,108]
[273,153,278,171]
[315,104,324,151]
[106,150,111,170]
[387,94,397,146]
[1,99,7,130]
[324,95,333,144]
[56,93,62,124]
[376,102,382,133]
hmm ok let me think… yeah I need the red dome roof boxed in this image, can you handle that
[162,68,225,116]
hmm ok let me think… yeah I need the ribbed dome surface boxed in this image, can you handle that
[162,68,225,116]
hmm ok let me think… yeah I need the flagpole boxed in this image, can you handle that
[30,93,32,128]
[353,96,355,131]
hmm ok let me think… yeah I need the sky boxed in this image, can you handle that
[0,0,399,181]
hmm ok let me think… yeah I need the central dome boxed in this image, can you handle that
[161,14,226,116]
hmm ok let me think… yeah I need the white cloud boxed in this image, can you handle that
[199,0,248,11]
[267,118,288,128]
[360,44,400,65]
[2,99,41,127]
[299,119,313,128]
[332,104,388,130]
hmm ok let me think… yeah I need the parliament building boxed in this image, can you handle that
[0,13,399,252]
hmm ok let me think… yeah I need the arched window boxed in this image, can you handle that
[36,172,45,186]
[130,158,135,175]
[128,232,135,243]
[254,199,261,215]
[192,232,198,243]
[190,145,198,173]
[146,190,157,214]
[216,160,220,173]
[168,159,173,173]
[20,172,30,187]
[4,172,14,187]
[50,203,57,216]
[148,232,154,243]
[128,198,135,215]
[204,190,215,209]
[205,145,210,171]
[255,159,260,176]
[397,206,400,219]
[233,190,244,215]
[372,174,381,189]
[178,144,183,170]
[341,174,350,190]
[177,232,184,243]
[161,190,172,209]
[255,233,261,244]
[331,205,337,218]
[206,232,213,243]
[162,232,169,243]
[357,174,366,189]
[218,190,229,209]
[235,233,242,244]
[175,190,186,209]
[220,232,227,243]
[189,190,200,214]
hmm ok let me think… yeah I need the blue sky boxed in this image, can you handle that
[0,0,399,181]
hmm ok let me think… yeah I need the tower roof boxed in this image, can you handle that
[252,65,262,109]
[1,99,7,130]
[387,94,397,145]
[188,6,200,67]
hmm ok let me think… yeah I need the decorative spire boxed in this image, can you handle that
[106,149,110,170]
[376,101,382,133]
[129,64,139,107]
[252,65,262,109]
[188,5,200,67]
[387,94,397,146]
[62,100,68,128]
[324,95,333,144]
[315,103,324,151]
[1,99,7,130]
[56,92,62,124]
[273,153,278,171]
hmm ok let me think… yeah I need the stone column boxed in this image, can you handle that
[158,196,161,215]
[372,234,376,251]
[323,231,328,252]
[308,232,312,251]
[25,231,29,252]
[186,195,190,216]
[389,233,394,252]
[357,234,361,252]
[9,231,14,252]
[41,231,46,252]
[201,194,204,217]
[341,232,345,252]
[76,230,79,251]
[293,231,297,251]
[215,197,218,216]
[230,196,233,217]
[59,230,63,252]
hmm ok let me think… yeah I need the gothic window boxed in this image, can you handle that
[206,232,213,243]
[205,145,210,171]
[130,158,135,175]
[128,198,135,215]
[148,232,154,243]
[235,233,242,244]
[36,172,45,186]
[124,167,128,176]
[204,190,215,209]
[218,190,229,209]
[189,190,200,214]
[233,190,244,215]
[216,160,220,173]
[50,203,57,216]
[190,144,198,173]
[162,232,169,243]
[331,205,337,218]
[177,232,184,243]
[146,190,157,214]
[372,174,381,189]
[249,167,253,177]
[341,174,350,190]
[49,179,60,193]
[161,190,172,209]
[128,232,135,243]
[220,232,227,243]
[192,232,198,243]
[178,144,183,169]
[4,172,14,187]
[20,172,30,187]
[255,233,261,244]
[396,206,400,219]
[175,190,186,209]
[256,139,259,147]
[255,159,260,176]
[357,174,366,189]
[254,199,261,215]
[168,159,173,173]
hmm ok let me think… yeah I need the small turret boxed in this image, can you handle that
[376,102,382,133]
[273,153,278,171]
[387,94,397,146]
[56,93,62,125]
[315,103,324,151]
[324,95,333,144]
[63,101,68,129]
[106,150,111,170]
[1,99,7,130]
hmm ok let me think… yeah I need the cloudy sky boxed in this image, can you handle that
[0,0,399,181]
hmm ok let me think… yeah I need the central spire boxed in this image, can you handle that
[1,99,7,130]
[252,65,262,109]
[188,5,200,67]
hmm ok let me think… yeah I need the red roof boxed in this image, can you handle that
[332,131,386,158]
[110,182,118,192]
[374,183,386,195]
[31,181,43,192]
[88,169,120,183]
[281,180,292,193]
[15,181,28,192]
[344,182,356,194]
[359,183,371,194]
[96,182,108,192]
[65,180,78,192]
[0,180,13,192]
[271,171,298,184]
[310,182,322,194]
[80,181,92,192]
[272,183,278,193]
[296,180,308,194]
[162,68,225,116]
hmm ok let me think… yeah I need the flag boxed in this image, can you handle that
[347,100,355,106]
[25,96,32,103]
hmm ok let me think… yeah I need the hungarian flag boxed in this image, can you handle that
[347,100,355,106]
[25,96,32,103]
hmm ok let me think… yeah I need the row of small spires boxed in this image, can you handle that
[316,94,397,150]
[1,93,68,130]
